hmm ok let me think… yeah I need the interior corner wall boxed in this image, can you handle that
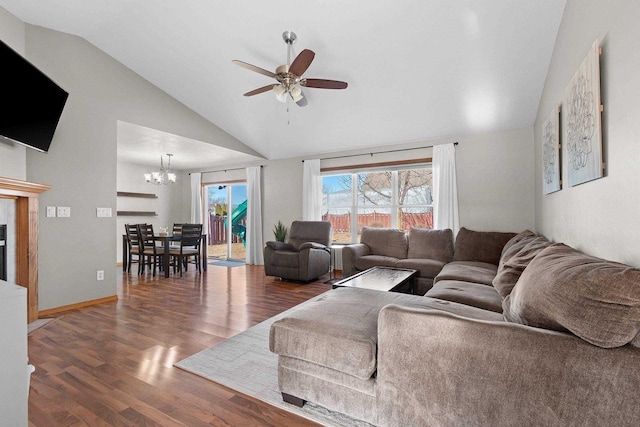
[11,21,251,311]
[261,127,534,243]
[534,0,640,266]
[116,161,188,264]
[0,7,26,180]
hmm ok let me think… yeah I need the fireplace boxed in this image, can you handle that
[0,177,50,322]
[0,224,6,281]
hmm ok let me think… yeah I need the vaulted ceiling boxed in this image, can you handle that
[0,0,566,168]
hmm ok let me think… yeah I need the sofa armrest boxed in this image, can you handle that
[298,241,330,252]
[341,243,370,278]
[265,241,295,251]
[377,304,640,427]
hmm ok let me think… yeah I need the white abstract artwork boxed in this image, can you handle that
[542,106,561,194]
[564,40,603,187]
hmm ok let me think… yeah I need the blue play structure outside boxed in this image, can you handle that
[225,200,247,246]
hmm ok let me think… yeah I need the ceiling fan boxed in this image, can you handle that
[232,31,348,107]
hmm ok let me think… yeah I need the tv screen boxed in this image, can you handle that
[0,40,68,153]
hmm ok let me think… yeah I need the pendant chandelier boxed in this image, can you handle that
[144,153,176,185]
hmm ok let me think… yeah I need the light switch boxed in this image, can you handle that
[57,207,71,218]
[97,207,112,218]
[46,206,56,217]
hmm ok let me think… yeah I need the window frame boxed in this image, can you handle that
[322,161,433,243]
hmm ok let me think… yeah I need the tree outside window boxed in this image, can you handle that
[322,167,433,243]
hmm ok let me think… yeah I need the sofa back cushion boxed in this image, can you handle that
[493,235,553,298]
[288,220,332,250]
[503,244,640,348]
[453,227,517,266]
[360,227,407,259]
[500,230,537,261]
[407,228,454,263]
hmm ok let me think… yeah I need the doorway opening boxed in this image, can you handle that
[205,182,247,261]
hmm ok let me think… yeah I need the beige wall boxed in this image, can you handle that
[1,6,258,311]
[534,0,640,266]
[261,127,535,243]
[116,160,189,264]
[0,9,26,180]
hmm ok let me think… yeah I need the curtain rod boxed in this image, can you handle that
[189,165,263,175]
[302,142,458,162]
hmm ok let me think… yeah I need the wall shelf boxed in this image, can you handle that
[117,191,157,198]
[117,211,158,216]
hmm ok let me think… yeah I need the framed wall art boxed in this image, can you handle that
[563,40,603,187]
[542,105,561,194]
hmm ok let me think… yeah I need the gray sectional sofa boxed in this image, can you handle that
[342,226,456,295]
[269,227,640,426]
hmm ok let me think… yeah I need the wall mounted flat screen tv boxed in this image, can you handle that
[0,40,68,153]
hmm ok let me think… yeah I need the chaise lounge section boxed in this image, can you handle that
[269,227,640,426]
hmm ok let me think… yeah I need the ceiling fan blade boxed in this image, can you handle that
[302,78,348,89]
[232,60,276,79]
[243,85,276,96]
[289,49,315,76]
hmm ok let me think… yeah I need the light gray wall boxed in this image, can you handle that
[261,127,535,243]
[116,160,189,264]
[1,13,259,311]
[534,0,640,266]
[0,8,26,180]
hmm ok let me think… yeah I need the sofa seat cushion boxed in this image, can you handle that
[426,280,503,313]
[269,288,502,380]
[396,258,446,279]
[434,261,498,286]
[269,250,299,268]
[355,255,399,271]
[503,244,640,348]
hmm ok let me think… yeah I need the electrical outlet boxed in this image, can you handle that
[97,270,104,281]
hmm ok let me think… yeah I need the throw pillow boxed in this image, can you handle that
[499,229,537,261]
[406,228,454,263]
[503,244,640,348]
[493,235,553,298]
[453,227,517,265]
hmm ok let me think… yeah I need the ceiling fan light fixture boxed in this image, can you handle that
[273,84,288,103]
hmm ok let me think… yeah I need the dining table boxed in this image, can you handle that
[122,233,208,278]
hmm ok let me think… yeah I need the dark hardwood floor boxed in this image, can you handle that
[28,263,332,426]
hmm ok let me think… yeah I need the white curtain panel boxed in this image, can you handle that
[302,159,322,221]
[246,166,264,265]
[433,143,460,234]
[190,172,202,224]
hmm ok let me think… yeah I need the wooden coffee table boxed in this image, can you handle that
[332,266,418,294]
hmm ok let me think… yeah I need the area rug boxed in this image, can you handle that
[174,293,374,427]
[208,260,246,267]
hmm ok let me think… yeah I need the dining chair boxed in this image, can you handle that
[169,223,203,276]
[124,223,143,273]
[138,223,163,276]
[170,223,184,250]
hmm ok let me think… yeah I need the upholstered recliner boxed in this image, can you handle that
[264,221,332,282]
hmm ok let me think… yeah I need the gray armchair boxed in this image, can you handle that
[264,221,332,282]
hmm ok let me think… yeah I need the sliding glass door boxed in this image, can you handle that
[206,182,247,261]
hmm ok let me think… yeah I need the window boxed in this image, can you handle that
[322,166,433,243]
